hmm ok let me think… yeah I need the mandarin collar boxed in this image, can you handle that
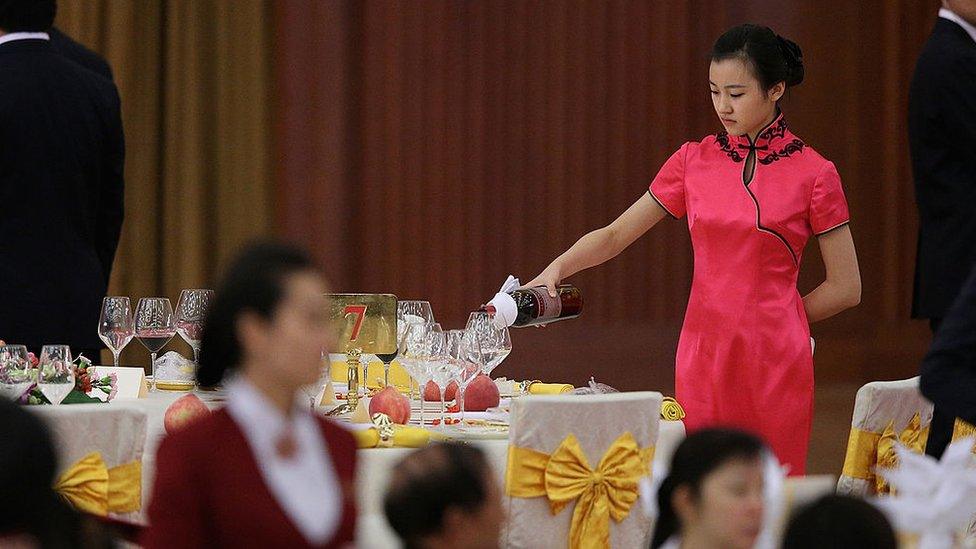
[724,110,790,151]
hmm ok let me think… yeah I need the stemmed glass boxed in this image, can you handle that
[135,297,176,390]
[38,345,74,405]
[98,296,134,368]
[428,330,464,427]
[398,323,432,426]
[465,311,513,376]
[394,301,435,396]
[0,345,34,401]
[176,289,214,365]
[453,331,483,425]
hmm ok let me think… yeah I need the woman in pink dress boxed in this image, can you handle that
[524,25,861,474]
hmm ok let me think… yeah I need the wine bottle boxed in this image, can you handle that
[484,284,583,328]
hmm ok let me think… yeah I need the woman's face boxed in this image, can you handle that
[709,57,783,139]
[245,271,335,389]
[678,457,765,549]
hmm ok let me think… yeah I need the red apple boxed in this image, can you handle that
[369,386,411,424]
[423,380,458,402]
[164,394,211,434]
[463,374,500,411]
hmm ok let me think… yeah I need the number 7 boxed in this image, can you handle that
[343,305,368,341]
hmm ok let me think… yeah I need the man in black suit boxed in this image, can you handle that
[909,0,976,458]
[49,26,113,81]
[920,266,976,440]
[0,0,124,360]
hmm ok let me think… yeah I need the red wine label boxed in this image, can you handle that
[527,288,563,321]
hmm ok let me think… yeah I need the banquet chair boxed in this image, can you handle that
[837,377,933,496]
[502,391,662,548]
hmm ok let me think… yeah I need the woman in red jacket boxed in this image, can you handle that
[143,242,357,548]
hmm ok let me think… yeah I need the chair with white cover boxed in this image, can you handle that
[836,377,932,497]
[502,391,662,548]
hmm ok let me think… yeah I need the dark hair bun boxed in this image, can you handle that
[775,34,804,86]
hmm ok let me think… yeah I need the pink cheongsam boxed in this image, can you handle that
[649,112,849,474]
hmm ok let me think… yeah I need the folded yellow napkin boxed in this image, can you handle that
[330,360,413,391]
[527,382,574,395]
[661,397,686,421]
[353,425,443,449]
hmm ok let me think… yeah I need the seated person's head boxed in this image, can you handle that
[651,428,766,549]
[0,400,80,546]
[384,442,503,549]
[0,0,56,33]
[198,241,335,393]
[782,494,897,549]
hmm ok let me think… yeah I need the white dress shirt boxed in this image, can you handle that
[0,32,50,47]
[940,8,976,44]
[226,378,341,545]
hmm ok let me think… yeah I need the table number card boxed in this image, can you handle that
[91,366,148,400]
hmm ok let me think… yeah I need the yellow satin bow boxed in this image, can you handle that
[506,432,653,549]
[875,413,928,494]
[660,397,685,421]
[54,452,142,516]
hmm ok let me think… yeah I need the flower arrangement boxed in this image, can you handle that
[18,354,118,405]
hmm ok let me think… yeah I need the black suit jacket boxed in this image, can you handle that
[0,38,124,349]
[48,27,114,81]
[909,17,976,319]
[920,264,976,425]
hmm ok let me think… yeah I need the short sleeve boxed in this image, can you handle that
[810,161,850,235]
[648,143,688,219]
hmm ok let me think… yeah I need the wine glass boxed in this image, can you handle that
[135,297,176,390]
[397,300,435,325]
[98,296,134,368]
[453,331,483,425]
[397,323,432,426]
[392,301,434,394]
[38,345,74,405]
[429,330,464,427]
[0,345,34,401]
[465,311,513,376]
[176,289,214,365]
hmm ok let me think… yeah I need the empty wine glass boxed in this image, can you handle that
[38,345,74,405]
[99,296,134,368]
[428,330,464,427]
[135,297,176,390]
[0,345,34,401]
[176,289,214,364]
[465,311,513,376]
[453,331,483,425]
[398,323,432,426]
[397,300,435,326]
[395,301,436,399]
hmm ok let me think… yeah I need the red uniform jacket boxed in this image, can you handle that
[141,409,357,548]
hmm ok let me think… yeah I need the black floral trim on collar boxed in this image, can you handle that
[715,133,744,163]
[758,117,788,141]
[758,138,805,165]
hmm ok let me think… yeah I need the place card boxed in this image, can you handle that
[91,366,148,399]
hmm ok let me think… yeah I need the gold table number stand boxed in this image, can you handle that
[326,294,397,416]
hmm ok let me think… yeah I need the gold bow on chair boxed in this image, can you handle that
[874,413,928,493]
[54,452,142,516]
[506,432,653,549]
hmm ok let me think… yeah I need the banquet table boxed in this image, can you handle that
[30,389,686,544]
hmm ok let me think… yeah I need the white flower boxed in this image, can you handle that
[874,437,976,549]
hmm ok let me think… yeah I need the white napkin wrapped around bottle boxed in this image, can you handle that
[487,275,521,329]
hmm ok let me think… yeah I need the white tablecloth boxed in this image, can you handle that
[33,389,685,543]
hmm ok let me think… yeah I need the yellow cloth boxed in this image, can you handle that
[660,397,685,421]
[54,452,142,516]
[953,418,976,442]
[841,412,928,494]
[353,425,443,449]
[331,360,412,391]
[527,382,574,395]
[506,432,652,549]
